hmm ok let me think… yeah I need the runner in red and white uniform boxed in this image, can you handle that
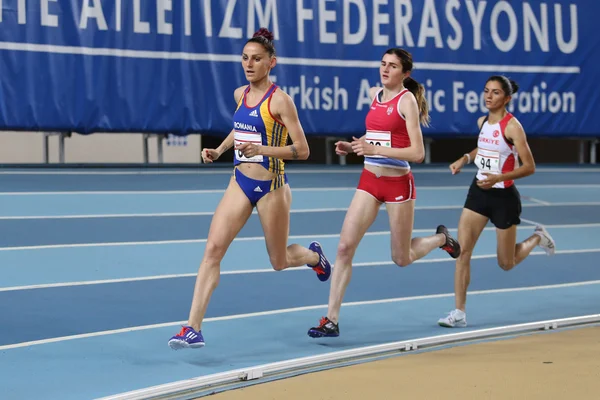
[438,76,556,329]
[307,48,461,339]
[475,112,520,189]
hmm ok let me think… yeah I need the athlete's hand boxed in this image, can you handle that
[235,142,261,158]
[449,158,466,175]
[477,172,501,189]
[335,141,353,155]
[202,148,220,163]
[351,136,375,156]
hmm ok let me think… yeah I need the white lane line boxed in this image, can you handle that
[1,248,599,292]
[0,207,353,220]
[1,201,600,220]
[1,223,600,252]
[1,279,599,351]
[522,196,552,206]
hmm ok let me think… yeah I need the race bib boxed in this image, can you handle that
[365,130,391,158]
[234,131,263,163]
[475,148,500,173]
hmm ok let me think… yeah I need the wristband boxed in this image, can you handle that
[463,153,471,164]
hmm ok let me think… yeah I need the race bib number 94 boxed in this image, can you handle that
[365,130,391,158]
[475,148,500,173]
[234,131,263,163]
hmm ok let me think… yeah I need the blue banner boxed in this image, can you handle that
[0,0,596,137]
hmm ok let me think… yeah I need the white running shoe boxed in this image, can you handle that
[534,225,556,256]
[438,309,467,328]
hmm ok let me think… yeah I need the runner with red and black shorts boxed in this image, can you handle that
[437,76,556,329]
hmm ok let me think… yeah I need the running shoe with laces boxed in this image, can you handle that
[308,317,340,338]
[438,309,467,328]
[437,225,461,258]
[534,225,556,256]
[307,241,332,282]
[168,325,205,349]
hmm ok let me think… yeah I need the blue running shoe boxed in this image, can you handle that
[307,241,331,282]
[168,326,205,350]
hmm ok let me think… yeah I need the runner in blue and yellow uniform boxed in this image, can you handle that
[168,28,332,350]
[231,82,289,202]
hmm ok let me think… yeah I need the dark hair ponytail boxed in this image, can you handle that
[246,27,276,57]
[509,79,519,95]
[404,77,430,127]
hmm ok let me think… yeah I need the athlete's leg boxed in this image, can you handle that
[187,177,254,331]
[454,209,489,310]
[437,208,489,328]
[496,226,541,271]
[326,190,381,323]
[255,183,321,270]
[385,200,448,267]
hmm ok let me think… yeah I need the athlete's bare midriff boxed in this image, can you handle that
[236,162,278,181]
[364,163,410,177]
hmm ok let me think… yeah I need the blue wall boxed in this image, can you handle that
[0,0,595,136]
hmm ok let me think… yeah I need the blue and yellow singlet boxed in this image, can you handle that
[232,84,288,176]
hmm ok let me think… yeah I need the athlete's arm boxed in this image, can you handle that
[477,117,535,187]
[357,92,424,162]
[496,118,535,181]
[213,130,235,157]
[336,87,380,155]
[449,116,486,173]
[205,86,248,162]
[251,90,310,160]
[449,147,477,175]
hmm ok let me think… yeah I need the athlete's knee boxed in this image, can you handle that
[269,255,288,271]
[203,240,227,264]
[271,263,287,271]
[457,248,474,263]
[336,240,357,264]
[497,257,515,271]
[392,253,412,268]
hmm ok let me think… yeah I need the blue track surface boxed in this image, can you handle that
[1,165,599,399]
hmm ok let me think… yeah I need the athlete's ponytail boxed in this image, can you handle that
[404,77,430,128]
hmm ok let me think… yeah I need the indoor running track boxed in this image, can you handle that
[0,165,599,399]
